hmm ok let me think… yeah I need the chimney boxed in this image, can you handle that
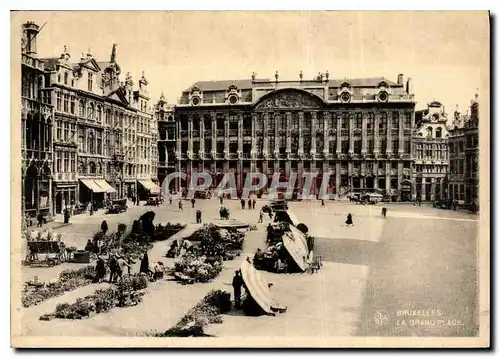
[406,77,413,94]
[397,74,404,85]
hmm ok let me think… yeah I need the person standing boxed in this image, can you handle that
[116,256,132,281]
[381,207,387,218]
[196,209,202,224]
[321,199,325,207]
[345,213,354,227]
[108,255,118,283]
[140,252,150,277]
[95,255,106,283]
[258,211,263,223]
[101,220,109,235]
[232,270,245,309]
[178,200,183,211]
[191,198,196,208]
[240,198,245,209]
[36,212,44,228]
[252,198,256,210]
[63,208,70,224]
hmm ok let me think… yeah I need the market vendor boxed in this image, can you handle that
[183,239,194,253]
[253,248,266,270]
[84,239,94,252]
[95,255,106,283]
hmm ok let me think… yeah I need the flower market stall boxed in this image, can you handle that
[23,229,66,267]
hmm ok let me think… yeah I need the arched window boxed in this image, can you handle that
[78,128,85,152]
[88,131,95,154]
[79,100,85,118]
[98,163,102,174]
[426,127,433,137]
[78,161,85,174]
[96,105,102,122]
[89,162,96,174]
[435,127,442,138]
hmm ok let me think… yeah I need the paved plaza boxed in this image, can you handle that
[19,199,479,337]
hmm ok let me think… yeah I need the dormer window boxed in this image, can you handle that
[57,74,61,83]
[64,72,68,85]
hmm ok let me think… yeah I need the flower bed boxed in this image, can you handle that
[22,266,97,308]
[169,225,245,283]
[40,274,149,320]
[152,223,185,242]
[156,290,231,337]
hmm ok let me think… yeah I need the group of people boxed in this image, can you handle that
[253,243,289,274]
[240,198,257,210]
[166,238,195,258]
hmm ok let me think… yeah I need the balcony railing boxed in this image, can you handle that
[229,129,238,136]
[55,173,76,181]
[215,153,224,160]
[216,130,224,136]
[243,130,252,136]
[341,129,349,136]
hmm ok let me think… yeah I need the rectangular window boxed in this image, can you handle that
[379,139,387,153]
[70,97,75,114]
[56,91,62,111]
[404,113,411,129]
[56,152,62,172]
[379,113,387,131]
[341,140,349,154]
[329,140,336,154]
[392,141,399,153]
[354,140,362,154]
[392,112,399,129]
[341,112,349,129]
[367,112,374,130]
[355,113,362,129]
[88,73,93,92]
[70,153,76,172]
[63,94,69,113]
[56,120,62,141]
[63,152,69,172]
[404,140,411,154]
[368,139,374,152]
[63,122,69,142]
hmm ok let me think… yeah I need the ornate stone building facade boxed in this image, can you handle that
[447,95,479,209]
[171,72,416,201]
[21,22,54,219]
[39,37,158,212]
[413,101,450,201]
[155,94,176,191]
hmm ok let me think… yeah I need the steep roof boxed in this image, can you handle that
[41,57,61,71]
[182,76,400,93]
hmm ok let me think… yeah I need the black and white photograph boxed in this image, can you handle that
[10,10,490,348]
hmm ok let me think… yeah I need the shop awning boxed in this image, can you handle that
[79,179,106,193]
[93,179,117,194]
[139,180,161,194]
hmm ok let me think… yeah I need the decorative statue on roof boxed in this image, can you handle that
[251,72,256,81]
[110,43,117,63]
[299,70,303,82]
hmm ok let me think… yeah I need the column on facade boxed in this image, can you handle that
[398,161,403,201]
[399,110,404,155]
[385,161,391,193]
[176,119,182,154]
[238,113,243,154]
[251,113,257,156]
[323,112,330,155]
[421,179,427,201]
[387,113,392,156]
[224,113,229,154]
[374,113,380,155]
[373,161,379,189]
[361,111,367,154]
[187,115,193,154]
[199,115,205,154]
[430,177,436,201]
[274,113,279,155]
[348,113,354,154]
[298,112,304,155]
[211,112,216,154]
[335,162,341,199]
[286,112,291,153]
[311,112,316,154]
[263,112,269,155]
[336,113,341,155]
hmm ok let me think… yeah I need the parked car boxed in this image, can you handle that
[269,200,288,211]
[433,199,454,209]
[107,198,127,214]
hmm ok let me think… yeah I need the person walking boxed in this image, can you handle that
[345,213,354,227]
[178,200,183,211]
[196,209,202,224]
[232,270,245,309]
[63,208,70,224]
[169,196,173,205]
[191,198,196,208]
[240,198,245,209]
[220,195,224,205]
[321,199,325,207]
[258,211,263,223]
[252,198,256,210]
[381,207,387,218]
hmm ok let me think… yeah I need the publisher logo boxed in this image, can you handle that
[374,310,390,325]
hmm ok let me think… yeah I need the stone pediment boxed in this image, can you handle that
[254,89,324,109]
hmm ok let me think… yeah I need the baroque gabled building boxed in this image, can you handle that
[21,22,54,219]
[155,94,176,191]
[447,94,479,210]
[36,32,158,213]
[171,72,416,201]
[413,101,450,201]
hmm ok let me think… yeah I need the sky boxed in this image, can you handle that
[11,11,489,116]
